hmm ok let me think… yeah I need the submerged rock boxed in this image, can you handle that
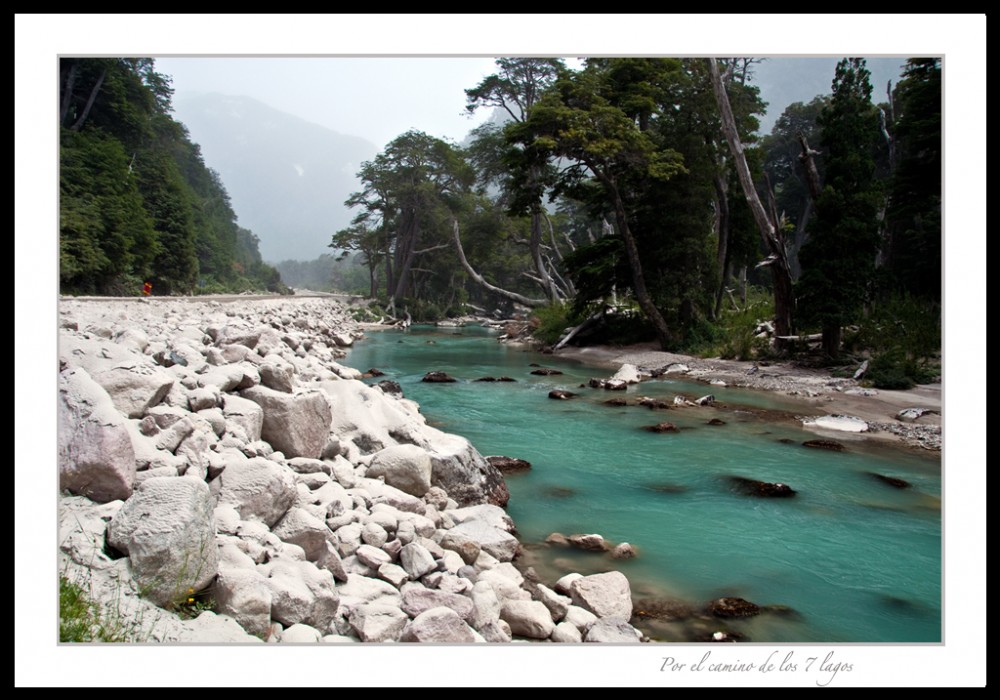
[707,418,726,426]
[568,533,611,552]
[643,422,679,433]
[707,597,761,618]
[869,472,912,489]
[802,439,846,451]
[548,390,576,400]
[631,598,693,622]
[638,397,671,410]
[531,368,563,376]
[422,371,457,383]
[603,398,628,407]
[728,476,796,498]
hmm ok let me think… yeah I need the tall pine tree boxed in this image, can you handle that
[797,58,882,358]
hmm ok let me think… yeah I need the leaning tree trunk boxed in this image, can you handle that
[599,174,673,350]
[452,220,547,308]
[71,69,106,132]
[709,58,795,349]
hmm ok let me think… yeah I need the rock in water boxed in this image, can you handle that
[869,472,912,489]
[728,476,796,498]
[422,371,457,383]
[548,390,576,400]
[643,422,679,433]
[486,456,532,474]
[802,439,846,451]
[708,597,761,618]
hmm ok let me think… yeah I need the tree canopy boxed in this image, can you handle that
[59,57,287,296]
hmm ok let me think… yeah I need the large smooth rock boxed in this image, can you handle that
[213,567,273,638]
[367,444,434,497]
[347,603,408,642]
[107,477,218,606]
[401,587,475,623]
[399,542,437,579]
[258,556,340,630]
[400,607,477,643]
[217,456,298,527]
[222,394,264,443]
[584,617,643,643]
[60,336,174,418]
[447,521,520,562]
[320,379,508,506]
[58,368,136,503]
[803,414,869,433]
[569,571,633,620]
[610,363,642,385]
[272,507,332,561]
[500,599,555,639]
[241,385,332,459]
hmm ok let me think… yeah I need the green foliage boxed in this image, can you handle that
[60,58,282,296]
[530,303,575,345]
[59,573,147,643]
[883,58,941,300]
[684,287,776,360]
[797,59,883,346]
[849,293,940,388]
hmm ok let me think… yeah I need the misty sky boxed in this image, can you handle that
[155,55,907,148]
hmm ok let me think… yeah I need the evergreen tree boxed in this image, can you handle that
[797,58,882,358]
[883,58,941,300]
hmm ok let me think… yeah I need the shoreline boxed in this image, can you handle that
[551,340,941,452]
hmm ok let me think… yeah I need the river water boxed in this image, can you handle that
[347,325,941,643]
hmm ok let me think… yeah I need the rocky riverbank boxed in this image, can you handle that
[56,296,643,643]
[555,342,942,451]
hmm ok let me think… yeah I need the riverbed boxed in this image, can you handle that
[347,324,942,643]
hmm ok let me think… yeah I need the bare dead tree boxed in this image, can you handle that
[709,58,795,347]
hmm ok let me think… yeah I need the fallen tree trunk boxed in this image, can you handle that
[554,310,604,351]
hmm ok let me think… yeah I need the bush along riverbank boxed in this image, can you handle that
[57,296,643,643]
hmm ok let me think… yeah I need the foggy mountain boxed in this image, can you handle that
[171,93,378,263]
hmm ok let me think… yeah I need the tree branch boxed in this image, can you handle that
[452,219,547,308]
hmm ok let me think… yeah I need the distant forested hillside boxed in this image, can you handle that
[59,58,288,296]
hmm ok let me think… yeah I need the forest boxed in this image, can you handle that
[59,57,288,296]
[59,56,941,387]
[330,57,941,386]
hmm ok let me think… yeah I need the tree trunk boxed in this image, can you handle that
[603,175,673,350]
[60,61,79,125]
[452,220,547,308]
[709,58,795,347]
[531,211,561,302]
[713,172,731,318]
[796,134,824,202]
[822,323,842,358]
[71,68,106,132]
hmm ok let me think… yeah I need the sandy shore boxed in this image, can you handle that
[554,341,942,451]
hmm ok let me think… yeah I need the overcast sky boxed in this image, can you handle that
[154,55,908,149]
[155,56,506,150]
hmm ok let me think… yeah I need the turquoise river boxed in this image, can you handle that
[346,325,942,643]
